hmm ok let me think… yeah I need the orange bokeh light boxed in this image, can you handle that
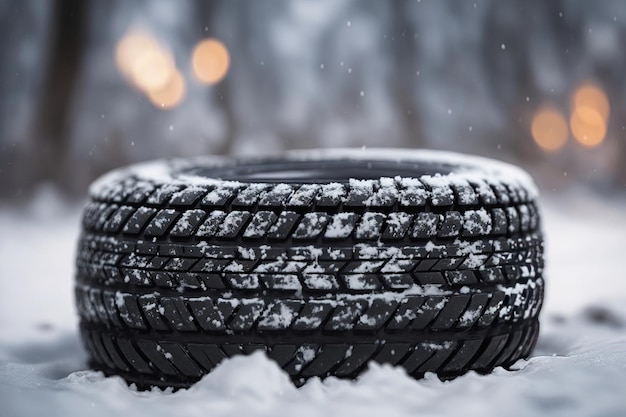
[569,83,609,147]
[570,107,606,147]
[147,70,186,109]
[115,31,175,93]
[572,83,610,121]
[191,39,230,85]
[531,106,569,151]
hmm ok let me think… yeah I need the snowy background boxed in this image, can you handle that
[1,0,626,415]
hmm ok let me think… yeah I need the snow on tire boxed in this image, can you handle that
[75,149,544,388]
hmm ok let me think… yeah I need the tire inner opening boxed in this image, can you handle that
[182,159,456,184]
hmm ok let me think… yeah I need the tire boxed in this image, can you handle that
[75,149,544,388]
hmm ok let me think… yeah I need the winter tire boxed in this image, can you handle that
[75,149,544,388]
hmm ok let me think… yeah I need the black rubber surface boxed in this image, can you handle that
[75,153,544,388]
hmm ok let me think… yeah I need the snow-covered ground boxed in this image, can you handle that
[1,187,625,417]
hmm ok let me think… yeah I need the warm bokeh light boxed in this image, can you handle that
[570,107,606,147]
[115,31,175,92]
[531,106,569,151]
[569,83,609,148]
[572,83,610,121]
[147,70,186,109]
[191,39,230,85]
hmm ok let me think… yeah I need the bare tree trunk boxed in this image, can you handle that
[391,1,423,148]
[29,0,87,193]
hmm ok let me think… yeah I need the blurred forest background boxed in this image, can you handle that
[1,0,625,201]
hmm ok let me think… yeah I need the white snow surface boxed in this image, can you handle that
[1,187,626,416]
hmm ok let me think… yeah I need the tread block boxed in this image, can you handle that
[267,344,298,367]
[431,257,464,271]
[259,184,294,207]
[259,274,302,291]
[215,211,251,238]
[116,338,153,374]
[398,178,427,206]
[430,294,471,330]
[136,340,179,376]
[201,185,239,206]
[163,257,197,272]
[380,259,418,274]
[169,187,207,207]
[324,213,359,239]
[343,260,385,274]
[287,184,319,206]
[191,259,232,273]
[303,274,340,291]
[469,179,497,205]
[438,211,463,237]
[456,293,490,329]
[103,206,135,233]
[491,208,508,235]
[198,273,226,289]
[301,344,349,376]
[411,296,447,329]
[147,184,183,205]
[138,295,170,331]
[101,336,131,372]
[158,342,203,377]
[445,270,478,285]
[462,209,492,237]
[473,334,509,370]
[355,212,385,240]
[400,345,433,374]
[243,211,278,238]
[123,207,157,235]
[316,183,345,206]
[383,212,414,239]
[325,300,368,331]
[292,213,330,240]
[257,300,303,330]
[125,182,155,204]
[159,297,197,331]
[412,212,440,238]
[187,298,226,331]
[507,206,520,233]
[267,211,300,239]
[170,209,207,237]
[97,205,119,231]
[286,345,319,375]
[414,271,448,285]
[225,273,260,289]
[477,292,506,327]
[186,344,220,371]
[518,204,531,232]
[228,301,265,331]
[293,302,333,330]
[342,274,381,291]
[334,343,378,376]
[355,299,399,330]
[345,180,374,206]
[232,184,270,206]
[421,177,454,206]
[450,180,479,206]
[144,209,180,237]
[416,341,457,373]
[368,183,398,206]
[488,181,511,205]
[374,343,410,366]
[115,293,147,329]
[381,273,414,290]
